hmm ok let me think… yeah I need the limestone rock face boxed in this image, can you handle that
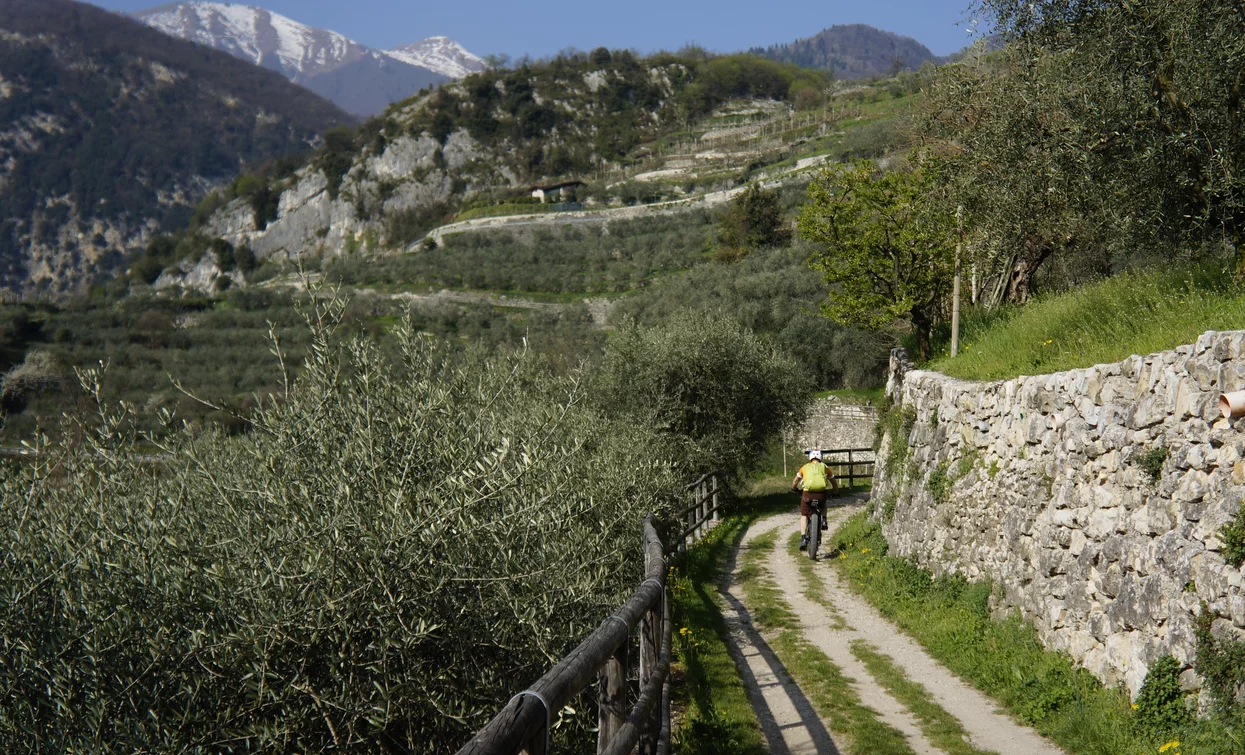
[204,130,489,262]
[875,332,1245,699]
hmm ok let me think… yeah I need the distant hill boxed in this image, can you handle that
[751,24,936,79]
[0,0,353,296]
[165,51,829,274]
[133,3,486,115]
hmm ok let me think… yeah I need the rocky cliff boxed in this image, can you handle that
[875,333,1245,699]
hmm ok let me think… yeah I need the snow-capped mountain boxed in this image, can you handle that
[133,2,485,114]
[386,36,485,80]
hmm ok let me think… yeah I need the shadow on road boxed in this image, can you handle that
[717,521,842,755]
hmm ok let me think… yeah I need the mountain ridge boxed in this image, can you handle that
[133,2,485,114]
[751,24,936,79]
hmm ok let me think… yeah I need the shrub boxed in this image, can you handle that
[1194,604,1245,719]
[1222,505,1245,569]
[0,350,62,398]
[927,460,951,505]
[0,293,682,753]
[211,238,236,270]
[1139,447,1169,482]
[593,313,811,482]
[1135,655,1192,739]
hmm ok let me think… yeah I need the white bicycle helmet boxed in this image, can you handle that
[806,448,822,461]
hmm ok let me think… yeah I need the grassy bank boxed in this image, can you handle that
[829,512,1245,755]
[926,264,1245,381]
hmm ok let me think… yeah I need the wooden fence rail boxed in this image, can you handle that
[456,512,675,755]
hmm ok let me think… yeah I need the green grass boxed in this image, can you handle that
[828,512,1245,755]
[736,522,916,755]
[927,264,1245,381]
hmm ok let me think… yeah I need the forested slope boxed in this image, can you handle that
[0,0,353,296]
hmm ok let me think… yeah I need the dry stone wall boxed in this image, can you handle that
[795,397,878,451]
[874,332,1245,698]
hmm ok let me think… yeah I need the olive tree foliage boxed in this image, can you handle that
[797,159,956,361]
[917,46,1127,304]
[0,294,681,753]
[924,0,1245,299]
[593,313,812,483]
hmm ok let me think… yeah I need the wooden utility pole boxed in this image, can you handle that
[951,205,964,357]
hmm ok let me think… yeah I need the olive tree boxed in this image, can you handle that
[593,312,812,482]
[926,0,1245,291]
[0,293,681,754]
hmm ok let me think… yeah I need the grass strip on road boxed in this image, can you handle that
[828,511,1245,755]
[787,527,998,755]
[786,530,847,628]
[738,528,916,755]
[850,639,999,755]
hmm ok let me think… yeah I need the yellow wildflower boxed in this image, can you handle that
[1159,741,1181,753]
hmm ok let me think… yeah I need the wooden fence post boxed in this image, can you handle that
[597,640,627,753]
[712,475,720,521]
[848,449,855,491]
[520,724,548,755]
[638,600,660,754]
[702,485,712,538]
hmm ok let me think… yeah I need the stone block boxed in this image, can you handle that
[1193,357,1224,392]
[1227,332,1245,360]
[1070,529,1088,557]
[1175,381,1198,419]
[1132,501,1174,536]
[1173,470,1210,502]
[1231,593,1245,628]
[1222,360,1245,392]
[1179,668,1202,692]
[1102,424,1129,451]
[1082,642,1111,680]
[1211,332,1233,362]
[1130,397,1167,429]
[1087,507,1123,540]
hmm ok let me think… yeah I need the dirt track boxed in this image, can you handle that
[717,502,1067,755]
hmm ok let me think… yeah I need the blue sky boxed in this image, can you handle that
[97,0,983,59]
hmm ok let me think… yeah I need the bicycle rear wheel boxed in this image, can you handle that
[808,510,821,560]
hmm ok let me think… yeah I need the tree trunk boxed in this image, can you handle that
[1006,236,1056,303]
[911,309,932,362]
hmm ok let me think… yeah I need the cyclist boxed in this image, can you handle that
[792,447,837,550]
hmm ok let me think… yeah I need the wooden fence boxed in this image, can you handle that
[680,473,721,549]
[456,511,678,755]
[821,448,875,491]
